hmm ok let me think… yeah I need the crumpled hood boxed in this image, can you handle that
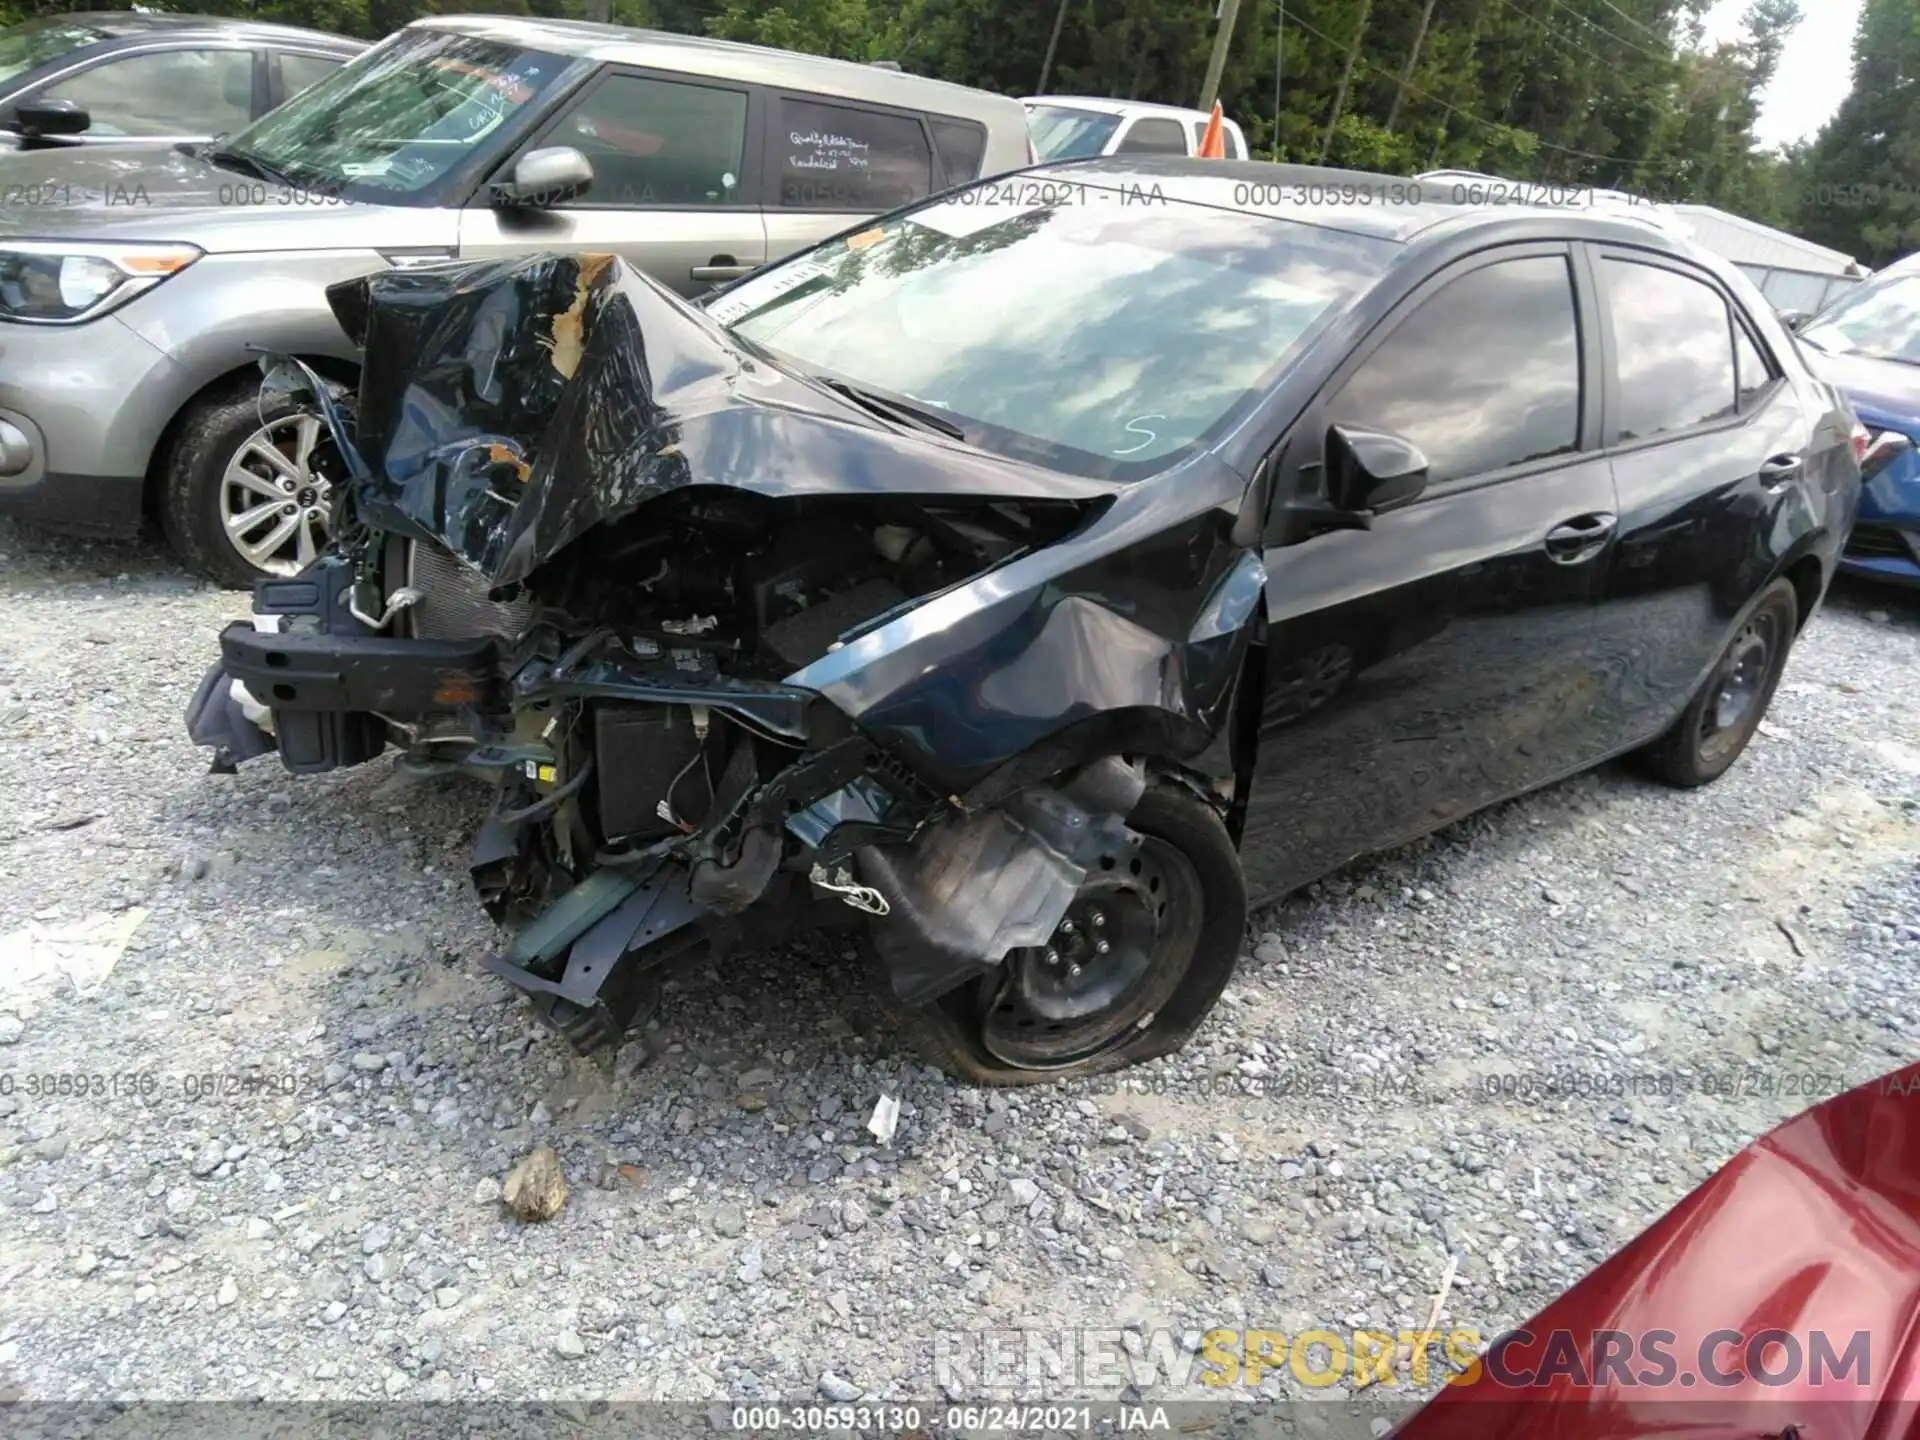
[327,252,1118,591]
[1804,344,1920,433]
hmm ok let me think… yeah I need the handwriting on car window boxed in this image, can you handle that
[1114,415,1165,456]
[789,128,871,174]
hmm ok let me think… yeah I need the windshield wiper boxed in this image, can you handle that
[814,376,967,442]
[205,146,299,190]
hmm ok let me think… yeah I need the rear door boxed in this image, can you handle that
[760,91,946,268]
[1239,245,1623,902]
[458,66,767,299]
[1587,247,1817,744]
[268,49,351,112]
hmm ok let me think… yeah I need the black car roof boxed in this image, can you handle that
[1024,156,1702,254]
[34,11,360,45]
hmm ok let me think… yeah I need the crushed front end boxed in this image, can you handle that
[186,251,1263,1080]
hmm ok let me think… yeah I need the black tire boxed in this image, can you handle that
[1634,578,1798,788]
[875,780,1247,1086]
[159,376,341,589]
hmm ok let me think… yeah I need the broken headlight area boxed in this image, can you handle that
[185,250,1251,1083]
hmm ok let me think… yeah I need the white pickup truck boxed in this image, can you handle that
[1023,95,1249,161]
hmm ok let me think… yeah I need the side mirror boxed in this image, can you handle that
[489,146,593,208]
[1860,429,1913,479]
[1266,425,1431,548]
[1779,309,1811,332]
[15,97,90,139]
[1329,424,1430,512]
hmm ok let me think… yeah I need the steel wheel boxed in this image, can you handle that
[978,834,1205,1071]
[220,413,335,578]
[1633,578,1799,789]
[1696,610,1779,766]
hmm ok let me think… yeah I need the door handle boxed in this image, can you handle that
[1759,453,1803,490]
[691,263,754,283]
[1543,511,1618,564]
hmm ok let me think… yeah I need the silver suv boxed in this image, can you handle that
[0,16,1029,584]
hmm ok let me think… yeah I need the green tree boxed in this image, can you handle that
[1795,0,1920,265]
[1,0,1829,242]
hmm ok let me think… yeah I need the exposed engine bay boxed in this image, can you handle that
[185,251,1263,1081]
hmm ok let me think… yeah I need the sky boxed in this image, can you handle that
[1700,0,1863,149]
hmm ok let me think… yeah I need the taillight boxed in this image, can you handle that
[1851,421,1872,464]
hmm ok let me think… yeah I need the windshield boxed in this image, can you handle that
[213,29,581,204]
[1801,270,1920,367]
[714,189,1398,478]
[1026,104,1123,161]
[0,20,103,87]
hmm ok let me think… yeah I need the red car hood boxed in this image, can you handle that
[1397,1061,1920,1440]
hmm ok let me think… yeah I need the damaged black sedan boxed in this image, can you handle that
[186,159,1867,1082]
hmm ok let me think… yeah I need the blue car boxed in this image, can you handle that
[1797,260,1920,586]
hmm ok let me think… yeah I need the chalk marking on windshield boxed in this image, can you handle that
[1114,415,1166,455]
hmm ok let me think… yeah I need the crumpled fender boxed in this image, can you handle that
[786,475,1265,791]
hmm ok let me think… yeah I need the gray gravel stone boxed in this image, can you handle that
[818,1371,861,1402]
[0,521,1916,1407]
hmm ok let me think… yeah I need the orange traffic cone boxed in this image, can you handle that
[1197,101,1226,158]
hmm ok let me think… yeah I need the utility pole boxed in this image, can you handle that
[1270,0,1285,159]
[1198,0,1244,113]
[586,0,610,22]
[1385,0,1439,134]
[1319,0,1373,164]
[1037,0,1070,94]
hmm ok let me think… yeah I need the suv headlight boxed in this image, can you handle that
[0,241,201,324]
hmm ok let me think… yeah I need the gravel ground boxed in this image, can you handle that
[0,515,1916,1412]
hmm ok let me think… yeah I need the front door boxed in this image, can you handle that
[19,44,259,149]
[1239,245,1623,903]
[459,67,767,299]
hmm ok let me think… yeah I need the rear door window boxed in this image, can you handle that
[1114,117,1187,155]
[776,95,933,211]
[1733,323,1776,409]
[1602,259,1740,442]
[276,50,347,106]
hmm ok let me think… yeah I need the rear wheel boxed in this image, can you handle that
[160,377,344,588]
[878,781,1246,1085]
[1634,579,1797,788]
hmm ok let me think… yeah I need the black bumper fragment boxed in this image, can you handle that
[216,622,498,714]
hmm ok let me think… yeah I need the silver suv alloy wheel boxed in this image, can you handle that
[220,413,333,577]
